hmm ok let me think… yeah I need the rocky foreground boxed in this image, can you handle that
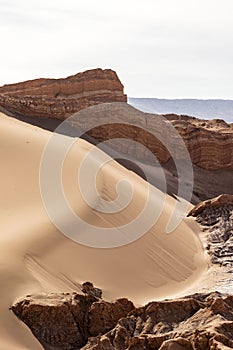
[11,291,233,350]
[11,195,233,350]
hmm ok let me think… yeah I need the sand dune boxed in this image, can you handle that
[0,113,207,349]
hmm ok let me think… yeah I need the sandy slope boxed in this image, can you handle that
[0,113,207,350]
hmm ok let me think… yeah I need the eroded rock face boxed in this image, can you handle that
[166,114,233,170]
[188,195,233,268]
[11,292,233,350]
[0,73,232,203]
[83,292,233,350]
[0,72,232,172]
[58,102,232,171]
[0,69,127,119]
[11,293,134,350]
[81,282,102,299]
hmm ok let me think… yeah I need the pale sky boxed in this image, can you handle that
[1,0,233,98]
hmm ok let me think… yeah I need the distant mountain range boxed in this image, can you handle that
[128,98,233,123]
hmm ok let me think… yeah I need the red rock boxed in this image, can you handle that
[11,293,134,350]
[11,292,233,350]
[0,68,127,120]
[188,194,233,217]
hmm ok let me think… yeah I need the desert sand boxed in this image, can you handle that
[0,112,207,349]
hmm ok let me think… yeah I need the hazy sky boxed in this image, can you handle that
[1,0,233,98]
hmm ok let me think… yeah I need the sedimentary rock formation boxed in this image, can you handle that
[0,69,127,119]
[11,292,233,349]
[165,114,233,170]
[188,194,233,268]
[11,293,134,350]
[64,102,233,170]
[82,103,233,203]
[0,72,232,202]
[188,194,233,217]
[83,292,233,350]
[81,282,102,299]
[0,72,232,171]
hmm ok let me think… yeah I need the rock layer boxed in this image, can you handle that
[0,69,127,119]
[11,292,233,350]
[59,102,232,171]
[0,73,232,172]
[188,194,233,217]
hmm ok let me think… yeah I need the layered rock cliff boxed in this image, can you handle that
[0,71,232,202]
[70,102,233,170]
[0,71,232,171]
[10,194,233,349]
[65,102,233,202]
[166,114,233,170]
[12,292,233,350]
[188,194,233,217]
[0,69,127,119]
[11,293,134,350]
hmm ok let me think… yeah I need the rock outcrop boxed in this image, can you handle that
[73,103,233,170]
[81,282,102,299]
[0,72,232,171]
[11,292,233,350]
[66,103,233,203]
[0,69,127,119]
[0,72,232,202]
[188,194,233,217]
[188,194,233,268]
[83,292,233,350]
[11,293,134,350]
[165,114,233,170]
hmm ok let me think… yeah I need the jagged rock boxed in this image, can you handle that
[0,72,232,173]
[188,194,233,217]
[81,282,102,299]
[188,195,233,268]
[11,293,134,350]
[82,292,233,350]
[11,292,233,349]
[0,68,127,119]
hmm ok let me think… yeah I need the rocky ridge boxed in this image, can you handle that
[73,103,232,202]
[0,71,232,172]
[11,293,134,350]
[12,292,233,350]
[0,70,232,204]
[11,195,233,349]
[189,194,233,268]
[70,102,233,170]
[165,114,233,170]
